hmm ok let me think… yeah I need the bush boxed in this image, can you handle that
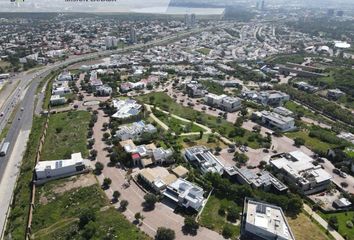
[227,207,239,223]
[120,200,129,211]
[294,137,305,147]
[183,216,199,235]
[79,208,96,229]
[328,216,339,231]
[94,162,104,175]
[155,227,175,240]
[222,224,233,239]
[103,177,112,188]
[113,190,121,200]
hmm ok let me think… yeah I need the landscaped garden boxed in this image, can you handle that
[138,92,264,149]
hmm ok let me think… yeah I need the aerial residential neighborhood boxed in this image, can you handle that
[0,1,354,240]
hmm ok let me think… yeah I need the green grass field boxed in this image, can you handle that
[319,211,354,240]
[285,130,336,153]
[32,182,150,240]
[41,111,90,160]
[199,195,241,239]
[5,117,46,240]
[152,108,204,133]
[138,93,262,149]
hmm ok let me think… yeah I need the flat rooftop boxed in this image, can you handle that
[245,199,295,240]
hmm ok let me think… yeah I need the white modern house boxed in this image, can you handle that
[112,99,142,119]
[242,90,290,107]
[204,93,242,112]
[35,153,86,180]
[50,95,66,106]
[253,111,295,132]
[163,178,205,211]
[270,151,332,195]
[114,121,157,141]
[241,198,295,240]
[96,84,113,96]
[184,146,224,174]
[57,71,73,81]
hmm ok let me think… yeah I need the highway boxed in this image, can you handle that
[0,26,212,237]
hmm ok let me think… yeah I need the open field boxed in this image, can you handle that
[197,48,211,55]
[285,130,336,153]
[5,117,46,239]
[138,92,262,149]
[319,211,354,240]
[41,111,90,160]
[287,212,332,240]
[31,177,150,240]
[199,195,241,240]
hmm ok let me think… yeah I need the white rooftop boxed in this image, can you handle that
[112,99,142,119]
[35,153,83,172]
[245,199,295,240]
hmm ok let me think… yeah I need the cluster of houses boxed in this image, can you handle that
[50,70,73,106]
[89,71,112,96]
[119,75,160,93]
[184,146,333,197]
[112,118,206,212]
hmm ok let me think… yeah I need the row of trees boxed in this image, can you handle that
[275,85,354,127]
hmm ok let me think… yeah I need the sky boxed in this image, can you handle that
[0,0,353,12]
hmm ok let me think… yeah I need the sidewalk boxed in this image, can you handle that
[303,204,344,240]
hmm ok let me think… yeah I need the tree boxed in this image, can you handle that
[240,107,248,117]
[222,224,233,239]
[120,200,129,211]
[82,221,98,239]
[94,162,104,175]
[155,227,175,240]
[103,132,111,140]
[144,193,157,210]
[135,212,142,223]
[183,216,199,235]
[286,196,303,216]
[103,177,112,188]
[294,137,305,147]
[328,216,339,231]
[79,209,96,229]
[233,152,249,165]
[227,207,239,222]
[199,130,203,139]
[113,190,121,200]
[90,149,98,159]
